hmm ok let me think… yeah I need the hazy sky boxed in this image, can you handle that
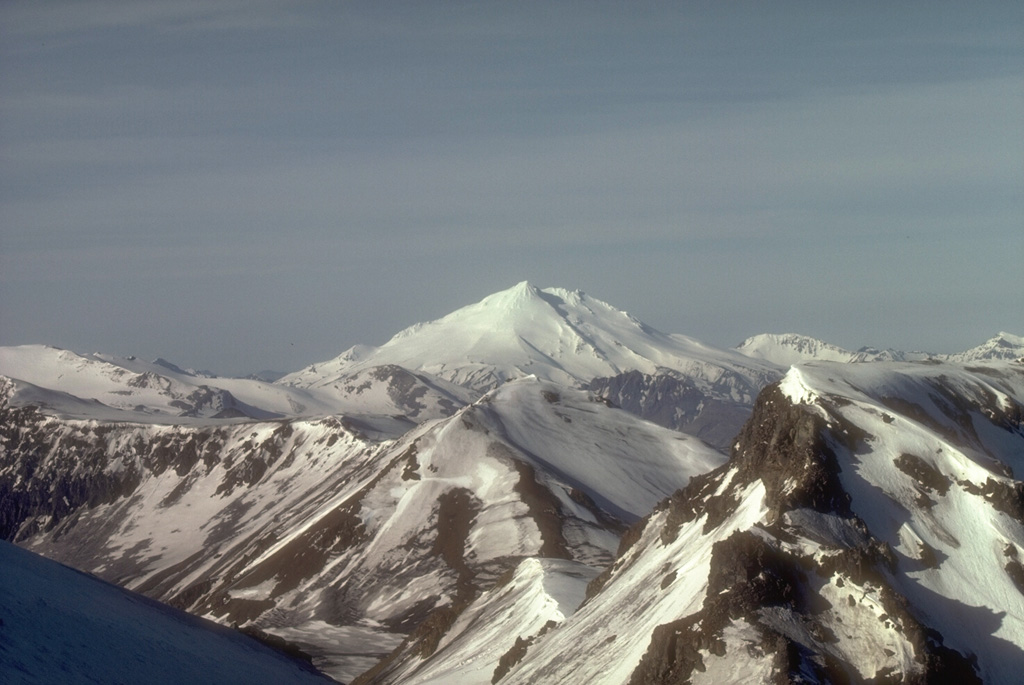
[2,1,1022,376]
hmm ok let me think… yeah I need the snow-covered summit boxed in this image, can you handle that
[280,281,776,394]
[734,333,864,366]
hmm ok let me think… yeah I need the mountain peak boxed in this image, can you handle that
[280,284,775,393]
[734,333,857,366]
[477,280,546,311]
[946,331,1024,362]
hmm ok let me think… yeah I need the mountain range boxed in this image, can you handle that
[1,282,1021,683]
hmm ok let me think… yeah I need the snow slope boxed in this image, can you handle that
[0,540,333,685]
[735,333,866,366]
[376,558,599,685]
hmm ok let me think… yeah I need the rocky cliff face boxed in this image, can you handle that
[588,368,771,452]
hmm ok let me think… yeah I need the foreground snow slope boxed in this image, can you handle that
[0,541,333,685]
[492,359,1024,684]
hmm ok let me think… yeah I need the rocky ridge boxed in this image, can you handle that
[490,360,1024,684]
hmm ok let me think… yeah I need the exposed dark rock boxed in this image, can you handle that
[510,461,570,560]
[707,532,802,608]
[400,442,421,481]
[1004,546,1024,595]
[894,453,950,496]
[628,531,808,685]
[492,635,533,683]
[587,369,767,451]
[662,383,851,546]
[201,501,367,618]
[0,398,144,541]
[957,478,1024,523]
[430,488,483,603]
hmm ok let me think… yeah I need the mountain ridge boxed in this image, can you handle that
[1,283,1022,683]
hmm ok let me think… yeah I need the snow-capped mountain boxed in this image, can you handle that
[2,282,1021,683]
[0,541,334,684]
[735,331,1024,367]
[279,281,779,450]
[280,281,777,396]
[734,333,938,366]
[947,331,1024,363]
[735,333,867,366]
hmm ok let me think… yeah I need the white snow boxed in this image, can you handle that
[389,558,599,685]
[279,282,777,395]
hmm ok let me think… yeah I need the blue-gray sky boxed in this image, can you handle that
[2,1,1022,376]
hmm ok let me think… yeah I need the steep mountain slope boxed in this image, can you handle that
[586,369,760,451]
[1,376,723,682]
[4,281,1019,683]
[0,541,333,685]
[478,359,1024,684]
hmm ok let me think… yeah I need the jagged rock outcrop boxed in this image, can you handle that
[496,360,1024,684]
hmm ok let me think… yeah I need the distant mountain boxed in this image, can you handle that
[280,281,777,395]
[735,333,936,366]
[247,369,288,383]
[0,345,325,421]
[736,331,1024,367]
[735,333,866,365]
[0,345,468,429]
[280,281,779,450]
[0,540,333,684]
[947,331,1024,363]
